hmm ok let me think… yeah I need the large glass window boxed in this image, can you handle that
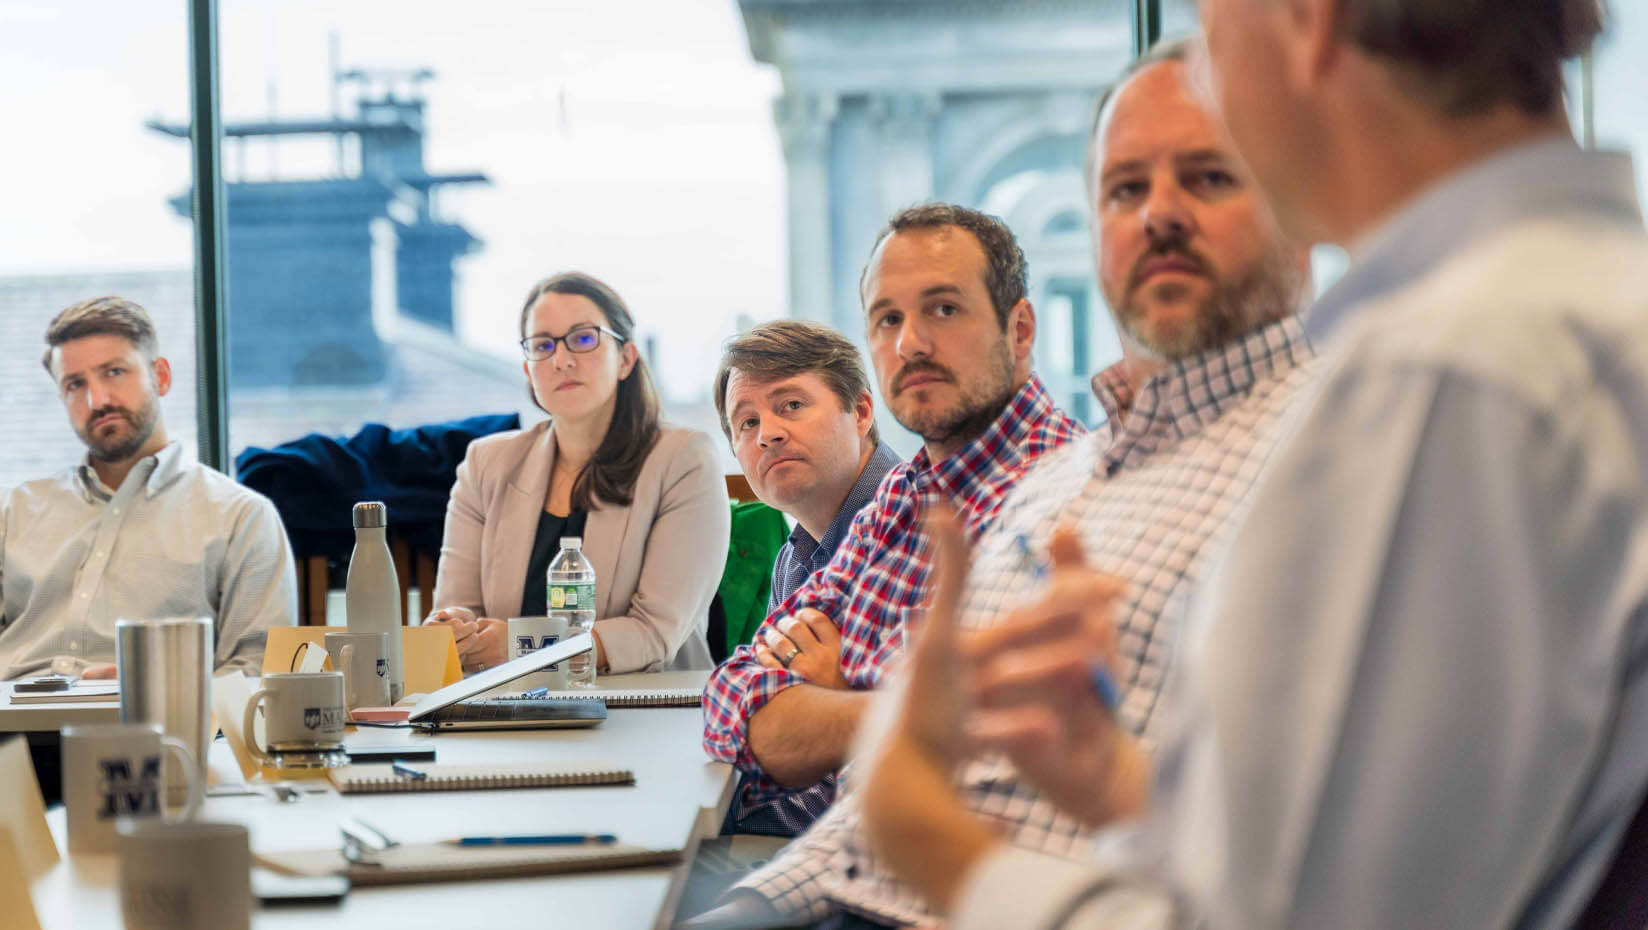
[749,0,1136,435]
[18,0,1640,490]
[1591,1,1647,195]
[0,4,196,492]
[195,1,784,466]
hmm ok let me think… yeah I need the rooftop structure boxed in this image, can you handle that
[148,66,489,389]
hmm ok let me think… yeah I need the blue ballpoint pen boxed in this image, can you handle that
[450,834,618,847]
[391,760,428,780]
[1013,533,1121,715]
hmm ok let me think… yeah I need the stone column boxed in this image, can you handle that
[775,91,838,324]
[870,92,941,218]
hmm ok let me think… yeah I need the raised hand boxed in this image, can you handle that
[860,506,997,911]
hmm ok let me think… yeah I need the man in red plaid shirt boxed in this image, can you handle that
[703,202,1084,837]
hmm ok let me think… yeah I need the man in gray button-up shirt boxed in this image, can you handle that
[0,296,296,680]
[859,3,1648,929]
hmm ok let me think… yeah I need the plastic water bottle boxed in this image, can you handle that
[346,501,404,702]
[548,536,597,687]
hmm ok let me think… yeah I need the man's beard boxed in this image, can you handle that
[1115,237,1302,361]
[888,335,1017,450]
[77,399,159,463]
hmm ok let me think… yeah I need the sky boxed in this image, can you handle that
[0,0,787,402]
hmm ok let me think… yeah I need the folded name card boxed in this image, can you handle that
[0,825,44,930]
[0,738,57,882]
[262,626,461,695]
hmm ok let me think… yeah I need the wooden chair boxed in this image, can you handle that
[293,535,437,626]
[725,473,758,503]
[296,555,330,626]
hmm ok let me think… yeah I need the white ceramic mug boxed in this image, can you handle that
[61,722,203,855]
[242,671,347,765]
[118,820,251,930]
[324,630,391,709]
[507,615,570,690]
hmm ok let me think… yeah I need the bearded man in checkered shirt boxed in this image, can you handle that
[703,203,1085,839]
[681,39,1318,930]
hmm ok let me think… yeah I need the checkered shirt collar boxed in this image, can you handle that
[1092,315,1310,471]
[905,374,1059,501]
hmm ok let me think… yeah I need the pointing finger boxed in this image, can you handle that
[1047,524,1087,571]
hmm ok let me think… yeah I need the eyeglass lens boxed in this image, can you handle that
[526,326,603,358]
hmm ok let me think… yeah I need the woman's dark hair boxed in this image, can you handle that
[519,271,661,510]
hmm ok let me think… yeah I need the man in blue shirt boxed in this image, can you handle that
[709,320,900,842]
[715,320,901,618]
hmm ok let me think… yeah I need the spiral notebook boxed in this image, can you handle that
[329,761,634,794]
[519,688,702,708]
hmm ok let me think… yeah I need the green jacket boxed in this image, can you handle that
[713,499,789,660]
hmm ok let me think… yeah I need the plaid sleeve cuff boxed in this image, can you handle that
[734,861,838,923]
[732,813,850,922]
[702,643,806,772]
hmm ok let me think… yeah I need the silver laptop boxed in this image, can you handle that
[407,633,606,731]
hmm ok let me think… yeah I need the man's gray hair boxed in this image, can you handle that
[1340,0,1605,116]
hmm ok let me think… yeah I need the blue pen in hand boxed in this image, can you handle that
[391,760,428,780]
[449,834,618,847]
[1013,533,1121,716]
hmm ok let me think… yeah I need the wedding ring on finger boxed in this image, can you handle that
[778,645,800,668]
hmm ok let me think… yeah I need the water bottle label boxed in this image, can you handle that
[548,583,595,610]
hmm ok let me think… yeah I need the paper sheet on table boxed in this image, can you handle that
[262,626,461,693]
[256,840,680,886]
[0,738,57,883]
[0,825,44,930]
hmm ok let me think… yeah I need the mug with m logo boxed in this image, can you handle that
[507,616,570,690]
[62,722,203,854]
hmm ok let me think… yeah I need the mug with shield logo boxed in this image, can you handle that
[323,630,391,710]
[242,671,348,770]
[61,722,203,855]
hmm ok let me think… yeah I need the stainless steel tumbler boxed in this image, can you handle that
[116,617,212,804]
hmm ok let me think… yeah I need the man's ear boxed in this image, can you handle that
[853,389,875,440]
[151,356,173,397]
[1283,0,1343,92]
[1008,298,1036,364]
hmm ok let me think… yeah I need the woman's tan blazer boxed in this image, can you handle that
[432,421,729,672]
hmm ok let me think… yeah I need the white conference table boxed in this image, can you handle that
[20,670,734,930]
[0,688,120,732]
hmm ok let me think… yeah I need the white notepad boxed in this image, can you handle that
[7,682,121,704]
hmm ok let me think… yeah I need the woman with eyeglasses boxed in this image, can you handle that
[425,271,729,674]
